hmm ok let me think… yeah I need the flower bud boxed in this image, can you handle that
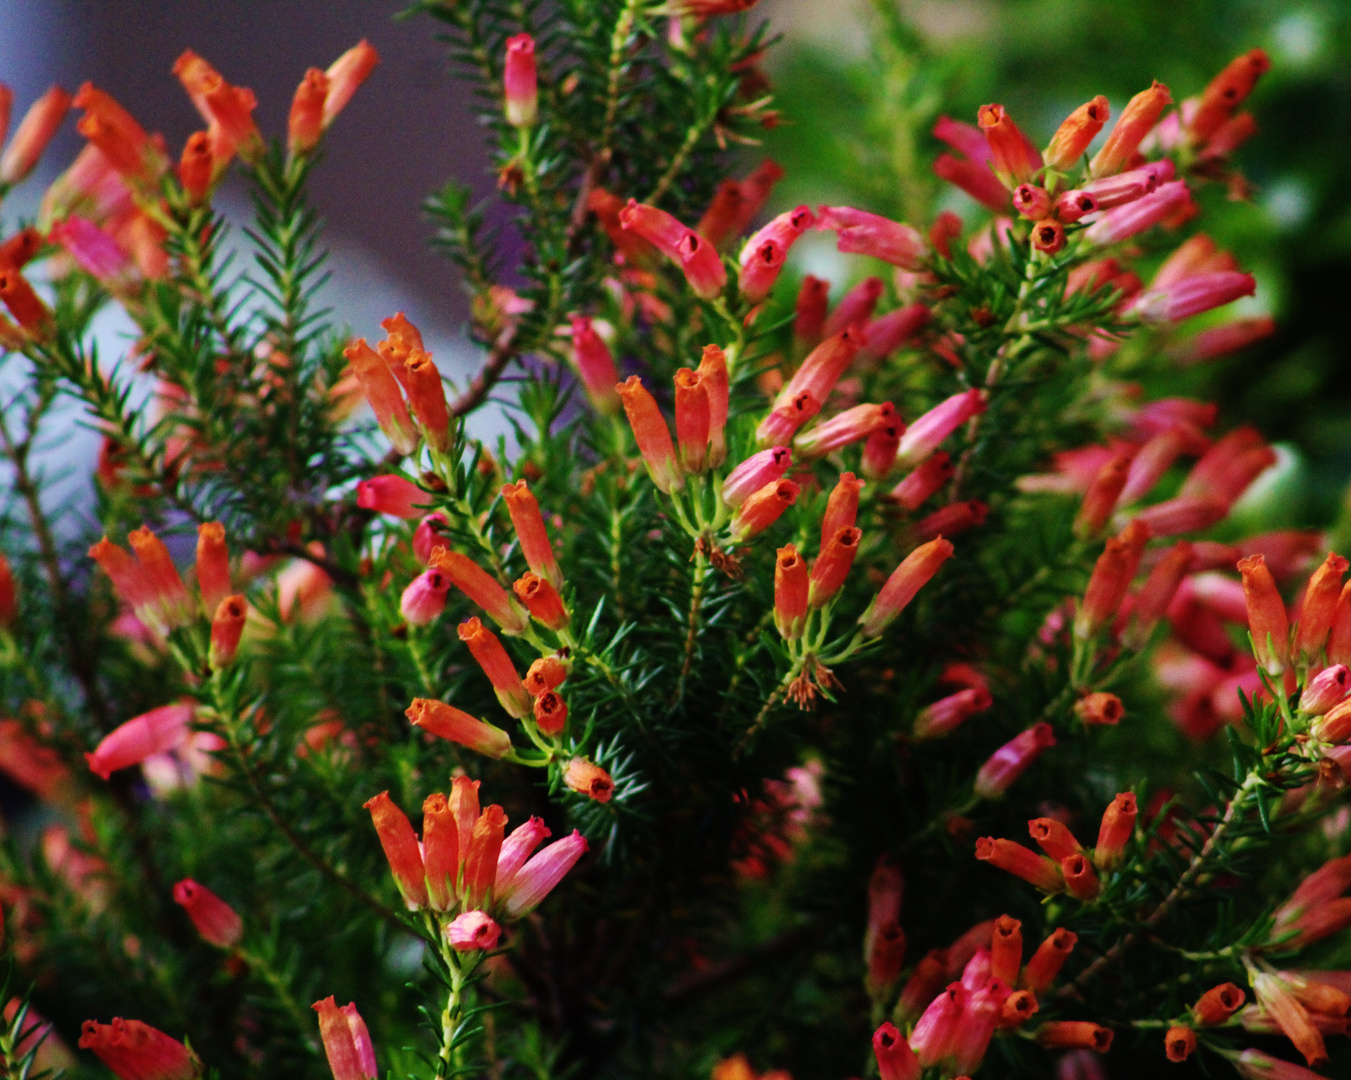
[617,376,683,493]
[408,698,512,759]
[1061,853,1099,900]
[1094,792,1137,870]
[862,420,903,481]
[400,569,449,626]
[1303,665,1349,716]
[774,544,809,640]
[195,522,231,616]
[1296,553,1348,663]
[1090,80,1171,177]
[343,339,418,456]
[502,480,561,589]
[363,791,427,910]
[288,69,328,157]
[895,389,985,471]
[569,317,621,414]
[774,326,866,412]
[910,983,967,1068]
[432,551,528,634]
[321,41,379,131]
[447,910,502,951]
[457,617,531,718]
[312,997,377,1080]
[730,479,799,541]
[974,723,1055,799]
[209,595,247,668]
[172,879,242,948]
[1239,554,1290,676]
[1084,181,1194,246]
[498,829,588,919]
[78,1020,199,1080]
[1073,692,1123,726]
[564,758,614,803]
[1022,928,1077,992]
[695,344,729,467]
[974,837,1064,893]
[913,686,992,740]
[866,922,907,997]
[859,538,954,638]
[1129,270,1257,323]
[673,367,711,473]
[1043,96,1110,171]
[503,34,538,128]
[1,85,71,185]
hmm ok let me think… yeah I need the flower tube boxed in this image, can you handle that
[498,829,588,918]
[814,206,925,270]
[456,617,531,718]
[78,1019,198,1080]
[407,698,512,759]
[774,544,809,640]
[859,538,954,638]
[503,34,538,128]
[431,551,528,634]
[722,447,792,509]
[1043,96,1110,171]
[617,375,683,493]
[975,724,1056,799]
[502,480,561,589]
[312,998,378,1080]
[1089,80,1171,177]
[363,792,427,910]
[894,389,985,471]
[172,879,243,948]
[86,703,193,780]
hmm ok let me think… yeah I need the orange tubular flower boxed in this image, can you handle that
[1073,520,1151,641]
[363,791,427,910]
[533,690,567,735]
[774,326,865,413]
[990,915,1022,985]
[72,83,167,188]
[288,68,328,157]
[0,266,51,334]
[1094,792,1138,871]
[1252,972,1327,1068]
[977,104,1040,188]
[421,793,458,911]
[456,617,531,718]
[172,879,243,948]
[1165,1025,1196,1063]
[564,758,614,803]
[1043,96,1110,172]
[1295,552,1348,662]
[343,338,419,456]
[1035,1022,1113,1052]
[1028,819,1081,862]
[1061,853,1100,900]
[524,655,568,696]
[673,368,711,473]
[617,376,683,493]
[209,595,247,669]
[1126,540,1194,648]
[757,390,822,447]
[513,572,569,631]
[172,50,262,166]
[321,41,379,130]
[1238,554,1290,676]
[1030,219,1065,254]
[1074,692,1123,726]
[127,526,193,629]
[775,544,809,640]
[463,804,508,908]
[1089,81,1172,178]
[431,551,528,635]
[78,1019,199,1080]
[1188,49,1271,145]
[178,132,214,203]
[696,344,729,467]
[502,480,561,589]
[821,472,865,546]
[403,350,451,453]
[1022,928,1077,993]
[809,527,861,608]
[1074,450,1133,538]
[194,522,231,615]
[731,479,800,542]
[1,85,72,185]
[407,697,512,759]
[859,538,955,638]
[974,837,1064,893]
[312,997,378,1080]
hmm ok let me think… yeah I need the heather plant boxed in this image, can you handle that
[0,4,1347,1080]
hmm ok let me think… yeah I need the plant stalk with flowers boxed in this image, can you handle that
[0,4,1347,1079]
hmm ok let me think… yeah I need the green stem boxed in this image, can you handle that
[673,550,710,703]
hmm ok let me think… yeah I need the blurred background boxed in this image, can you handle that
[2,0,1349,524]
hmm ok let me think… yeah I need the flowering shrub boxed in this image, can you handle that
[0,4,1344,1080]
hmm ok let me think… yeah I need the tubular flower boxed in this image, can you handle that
[1074,451,1133,538]
[502,480,561,589]
[402,350,451,453]
[974,724,1056,799]
[1294,552,1347,662]
[1085,181,1194,246]
[364,792,427,910]
[400,569,450,626]
[977,104,1040,188]
[503,34,538,128]
[913,687,993,740]
[866,922,907,996]
[1029,819,1082,862]
[1012,184,1052,220]
[895,389,985,471]
[462,805,508,908]
[497,829,588,918]
[821,473,865,547]
[312,997,378,1080]
[1239,554,1291,676]
[407,698,512,759]
[1301,665,1349,716]
[431,551,528,634]
[525,655,568,696]
[456,618,531,718]
[1043,95,1110,171]
[1074,520,1151,640]
[288,68,329,157]
[814,206,925,270]
[809,527,861,608]
[909,982,968,1068]
[673,367,711,473]
[1074,692,1123,726]
[1129,271,1257,323]
[1235,1049,1328,1080]
[933,152,1010,211]
[532,690,567,736]
[862,420,904,481]
[990,915,1023,985]
[618,200,725,298]
[1036,1023,1113,1052]
[343,339,419,455]
[861,303,930,361]
[890,452,955,511]
[447,910,502,952]
[951,976,1012,1074]
[774,544,809,640]
[1193,983,1246,1026]
[774,325,866,412]
[0,266,52,334]
[730,479,800,542]
[78,1019,198,1080]
[0,553,14,628]
[917,500,986,541]
[171,51,262,165]
[127,527,194,628]
[795,275,830,347]
[86,703,194,780]
[320,40,379,130]
[859,538,955,638]
[823,277,884,339]
[568,316,621,414]
[563,758,614,803]
[872,1023,920,1080]
[1061,854,1099,900]
[1090,80,1171,177]
[49,216,135,290]
[1022,928,1077,992]
[617,375,683,493]
[795,402,897,459]
[421,794,458,910]
[209,595,248,668]
[1094,793,1138,870]
[757,390,822,446]
[1189,49,1271,145]
[513,572,570,631]
[975,837,1064,893]
[695,344,730,467]
[172,879,242,948]
[1,85,72,184]
[1252,972,1327,1068]
[723,447,792,508]
[72,83,167,189]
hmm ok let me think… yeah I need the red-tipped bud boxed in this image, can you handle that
[513,572,569,631]
[775,544,809,640]
[1036,1022,1113,1052]
[859,538,954,638]
[731,479,800,541]
[363,791,427,910]
[1090,80,1172,177]
[502,480,561,589]
[312,997,377,1080]
[1043,96,1110,172]
[617,376,682,493]
[1029,818,1082,862]
[975,837,1064,892]
[1239,553,1290,676]
[564,758,614,803]
[503,34,538,128]
[172,879,242,948]
[814,206,925,270]
[432,551,528,634]
[408,698,512,759]
[723,447,792,509]
[456,617,531,718]
[1022,928,1077,992]
[1295,553,1348,662]
[1074,692,1123,726]
[209,595,247,668]
[974,723,1055,799]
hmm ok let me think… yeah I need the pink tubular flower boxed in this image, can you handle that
[503,34,538,128]
[933,153,1010,212]
[495,815,552,886]
[431,551,528,634]
[1090,80,1172,177]
[1013,183,1052,220]
[872,1023,920,1080]
[313,997,378,1080]
[1079,161,1170,209]
[619,200,726,298]
[910,983,968,1068]
[951,976,1012,1075]
[890,453,955,511]
[49,216,134,290]
[356,475,426,519]
[757,391,821,446]
[863,420,903,481]
[1175,315,1275,365]
[1236,1049,1331,1080]
[823,277,885,339]
[413,513,451,566]
[400,569,450,626]
[895,389,985,471]
[815,206,925,270]
[172,879,243,948]
[722,447,792,510]
[1272,854,1351,946]
[1119,429,1187,507]
[1133,496,1228,537]
[497,829,588,918]
[1084,181,1194,245]
[862,303,930,360]
[914,686,993,740]
[1128,271,1257,323]
[918,500,988,540]
[407,698,512,759]
[86,703,193,780]
[1,85,72,185]
[974,724,1056,799]
[617,375,683,493]
[795,402,897,458]
[859,538,955,638]
[320,41,379,130]
[78,1019,198,1080]
[738,236,787,304]
[774,326,866,412]
[447,910,503,952]
[568,316,621,414]
[618,200,687,260]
